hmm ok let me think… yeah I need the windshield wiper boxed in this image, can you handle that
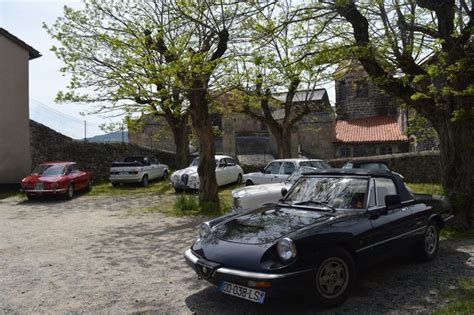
[293,200,336,212]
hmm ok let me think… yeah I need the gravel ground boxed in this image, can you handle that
[0,192,473,314]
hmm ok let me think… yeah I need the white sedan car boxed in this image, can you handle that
[232,167,319,211]
[243,158,330,186]
[170,155,243,192]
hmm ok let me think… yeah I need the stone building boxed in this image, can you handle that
[332,61,410,158]
[0,28,41,185]
[129,61,415,163]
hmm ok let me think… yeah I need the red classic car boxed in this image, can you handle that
[21,162,93,200]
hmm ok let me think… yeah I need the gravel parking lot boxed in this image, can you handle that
[1,192,473,314]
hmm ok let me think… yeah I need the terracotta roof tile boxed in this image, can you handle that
[335,116,408,143]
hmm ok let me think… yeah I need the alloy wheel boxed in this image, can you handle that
[316,257,349,299]
[424,225,438,255]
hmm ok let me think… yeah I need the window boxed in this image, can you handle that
[356,81,368,98]
[225,158,236,166]
[282,162,296,175]
[374,178,397,206]
[340,147,351,158]
[68,164,79,174]
[264,162,283,174]
[380,146,393,155]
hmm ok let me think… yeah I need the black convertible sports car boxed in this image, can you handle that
[184,169,453,306]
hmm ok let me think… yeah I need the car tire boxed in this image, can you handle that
[312,248,356,307]
[415,221,439,262]
[65,184,74,200]
[86,179,93,192]
[236,174,242,184]
[162,170,169,180]
[141,175,149,187]
[245,180,254,186]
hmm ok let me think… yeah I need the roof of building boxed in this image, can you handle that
[335,116,408,143]
[272,89,327,103]
[0,28,41,60]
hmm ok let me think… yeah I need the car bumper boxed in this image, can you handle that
[183,249,313,297]
[22,188,67,194]
[171,181,199,190]
[109,175,142,183]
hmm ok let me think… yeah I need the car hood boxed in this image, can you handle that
[172,166,198,177]
[232,182,291,198]
[212,206,333,245]
[22,175,63,183]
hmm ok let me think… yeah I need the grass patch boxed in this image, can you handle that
[407,183,444,195]
[435,277,474,315]
[89,180,173,196]
[440,228,474,241]
[0,191,21,200]
[143,182,240,217]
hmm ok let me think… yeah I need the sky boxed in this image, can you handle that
[0,0,115,138]
[0,0,336,139]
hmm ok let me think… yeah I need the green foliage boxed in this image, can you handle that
[435,277,474,315]
[407,183,444,195]
[440,228,474,241]
[406,110,438,143]
[174,194,200,213]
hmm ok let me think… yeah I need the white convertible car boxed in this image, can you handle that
[243,158,330,186]
[170,155,243,192]
[232,166,320,211]
[109,156,169,186]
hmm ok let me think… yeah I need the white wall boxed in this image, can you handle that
[0,35,32,184]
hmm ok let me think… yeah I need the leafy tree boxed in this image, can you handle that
[306,0,474,228]
[45,0,191,168]
[223,1,332,158]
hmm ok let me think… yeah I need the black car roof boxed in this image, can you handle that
[301,168,413,202]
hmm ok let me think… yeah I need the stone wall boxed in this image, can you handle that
[329,151,441,183]
[30,121,180,181]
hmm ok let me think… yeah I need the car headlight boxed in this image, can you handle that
[277,238,296,262]
[233,196,242,209]
[190,175,197,181]
[199,222,211,239]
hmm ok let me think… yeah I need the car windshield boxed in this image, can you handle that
[299,160,331,169]
[284,177,369,210]
[32,164,66,176]
[190,157,219,167]
[124,157,146,164]
[287,167,319,184]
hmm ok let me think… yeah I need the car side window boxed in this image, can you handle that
[68,164,78,174]
[225,158,236,166]
[374,178,397,206]
[282,162,296,175]
[264,162,283,174]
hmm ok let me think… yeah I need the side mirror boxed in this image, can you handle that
[281,187,288,197]
[385,194,401,209]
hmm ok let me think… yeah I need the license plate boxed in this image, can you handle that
[219,281,266,304]
[120,172,128,175]
[34,182,44,190]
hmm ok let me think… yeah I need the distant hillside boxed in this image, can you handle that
[87,131,128,143]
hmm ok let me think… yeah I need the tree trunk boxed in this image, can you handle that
[270,124,293,159]
[170,119,190,169]
[435,116,474,229]
[163,112,190,169]
[188,90,219,204]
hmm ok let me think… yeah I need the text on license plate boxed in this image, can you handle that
[34,182,44,190]
[220,281,265,304]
